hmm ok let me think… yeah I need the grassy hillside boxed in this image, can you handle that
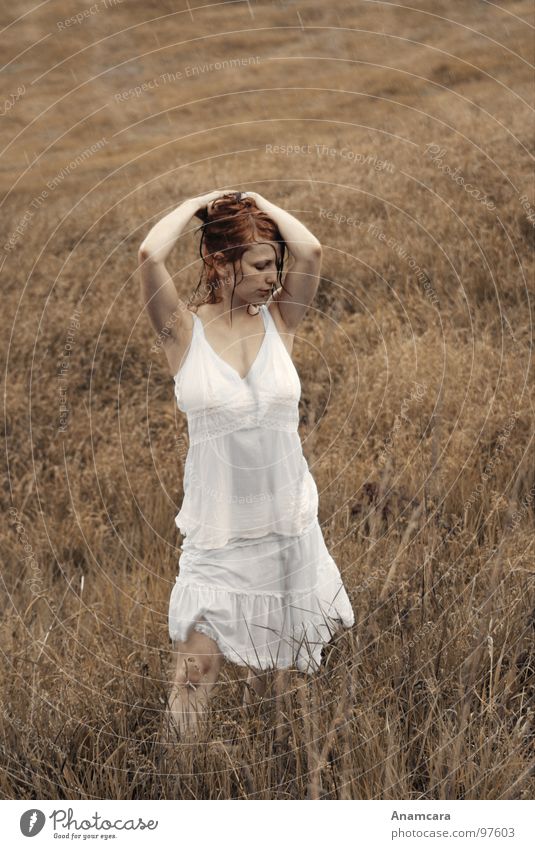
[1,0,533,799]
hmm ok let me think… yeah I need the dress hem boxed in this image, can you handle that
[169,567,355,674]
[170,614,354,674]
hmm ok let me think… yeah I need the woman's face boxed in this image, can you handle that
[218,242,281,304]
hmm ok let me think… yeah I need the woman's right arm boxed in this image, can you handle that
[138,198,199,340]
[138,189,238,339]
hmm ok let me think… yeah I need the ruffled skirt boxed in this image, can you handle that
[168,519,354,673]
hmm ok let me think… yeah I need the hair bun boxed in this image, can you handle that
[205,192,256,222]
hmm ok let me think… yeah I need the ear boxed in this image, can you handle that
[212,251,233,274]
[201,247,224,266]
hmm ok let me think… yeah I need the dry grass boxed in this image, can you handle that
[1,0,534,799]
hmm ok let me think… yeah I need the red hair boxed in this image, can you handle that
[189,192,289,315]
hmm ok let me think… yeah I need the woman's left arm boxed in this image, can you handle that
[245,192,322,331]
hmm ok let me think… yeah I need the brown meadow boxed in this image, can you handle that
[1,0,534,799]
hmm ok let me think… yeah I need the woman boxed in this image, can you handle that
[138,190,354,739]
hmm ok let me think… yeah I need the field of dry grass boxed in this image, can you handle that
[1,0,534,799]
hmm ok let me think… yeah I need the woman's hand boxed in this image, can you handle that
[241,191,272,211]
[241,191,263,203]
[191,189,242,220]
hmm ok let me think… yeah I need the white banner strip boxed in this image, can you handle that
[2,800,534,848]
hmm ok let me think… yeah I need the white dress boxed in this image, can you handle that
[168,302,354,673]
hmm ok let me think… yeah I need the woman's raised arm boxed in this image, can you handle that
[138,198,198,340]
[138,190,240,339]
[243,192,322,332]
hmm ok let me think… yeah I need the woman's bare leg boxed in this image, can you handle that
[167,620,224,738]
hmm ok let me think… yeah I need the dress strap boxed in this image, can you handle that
[261,303,275,334]
[189,309,202,341]
[263,302,287,343]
